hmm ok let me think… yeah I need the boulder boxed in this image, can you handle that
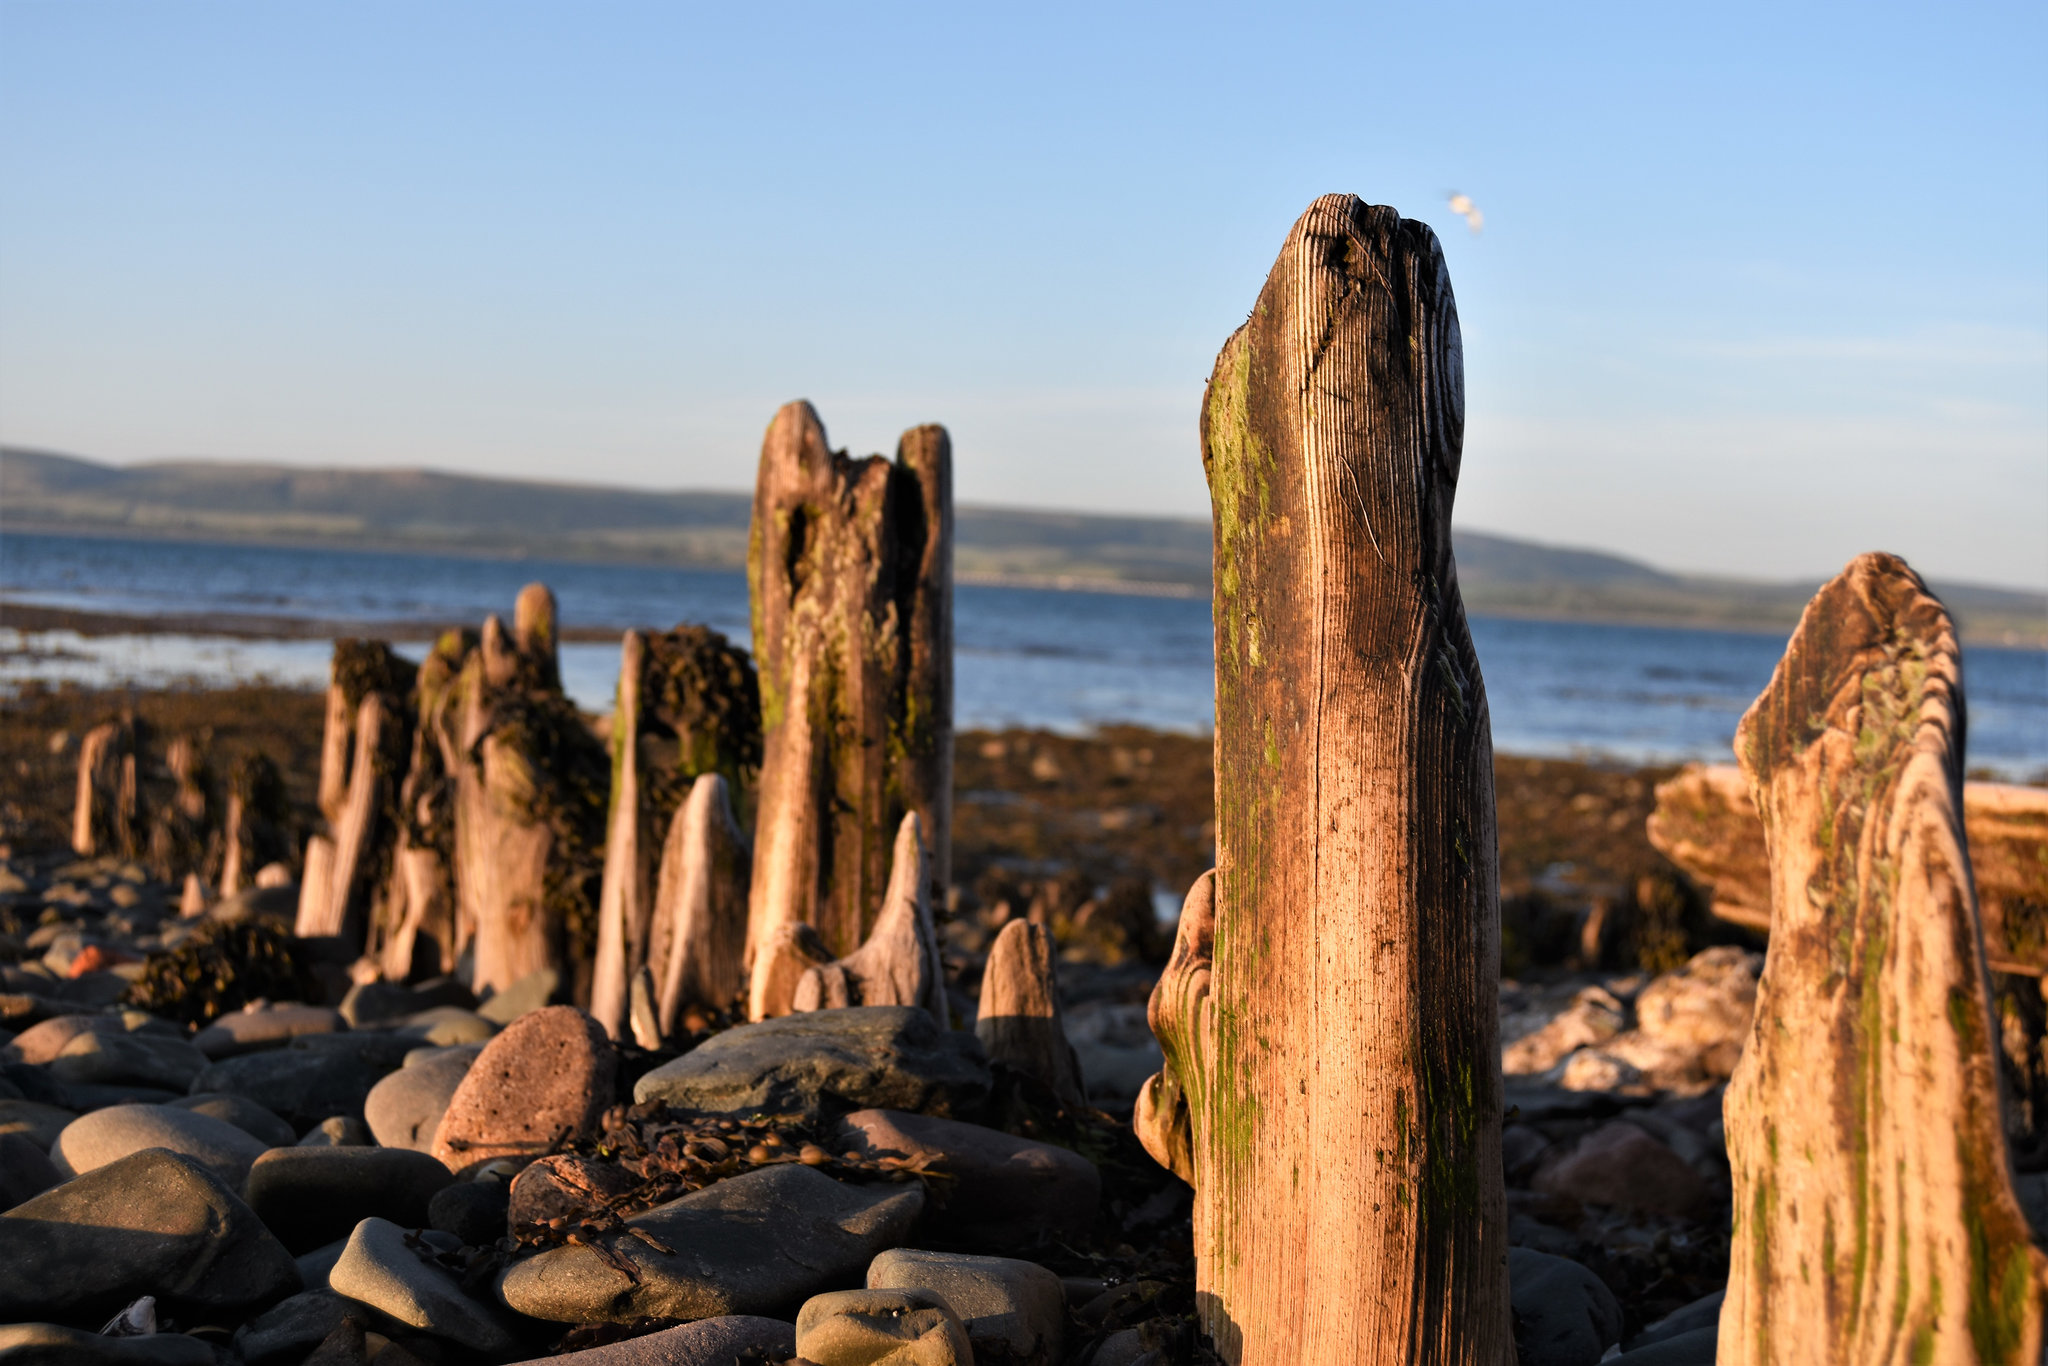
[1622,1289,1723,1353]
[429,1176,512,1246]
[0,1148,299,1323]
[1502,987,1626,1076]
[0,1323,214,1364]
[497,1162,923,1323]
[295,1115,373,1147]
[795,1287,971,1365]
[837,1108,1098,1246]
[0,1100,75,1150]
[4,1013,169,1066]
[49,1031,208,1092]
[245,1147,456,1253]
[1508,1247,1623,1366]
[328,1216,520,1355]
[0,1132,61,1210]
[476,967,558,1025]
[501,1315,796,1365]
[395,1006,495,1047]
[633,1006,990,1122]
[338,977,475,1030]
[51,1104,272,1185]
[364,1044,481,1151]
[1533,1121,1710,1218]
[192,1004,345,1059]
[232,1289,375,1366]
[169,1092,297,1147]
[430,1006,614,1175]
[1630,946,1760,1076]
[1610,1327,1718,1364]
[868,1247,1066,1366]
[188,1034,410,1130]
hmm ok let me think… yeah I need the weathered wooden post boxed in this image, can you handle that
[443,588,608,1001]
[216,752,291,899]
[1139,195,1510,1364]
[648,772,753,1036]
[790,812,946,1020]
[591,624,761,1038]
[977,917,1085,1109]
[147,734,213,881]
[367,629,473,981]
[71,711,144,858]
[744,403,953,1019]
[296,641,415,946]
[1719,553,2045,1366]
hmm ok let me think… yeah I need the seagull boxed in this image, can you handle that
[1446,193,1484,234]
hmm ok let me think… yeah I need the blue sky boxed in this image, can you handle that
[2,1,2043,588]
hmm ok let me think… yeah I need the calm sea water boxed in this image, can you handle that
[5,530,2044,777]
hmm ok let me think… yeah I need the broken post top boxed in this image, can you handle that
[1736,551,1963,806]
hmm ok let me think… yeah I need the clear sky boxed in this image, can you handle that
[2,2,2043,589]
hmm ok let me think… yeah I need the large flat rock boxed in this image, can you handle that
[633,1006,990,1122]
[497,1163,923,1323]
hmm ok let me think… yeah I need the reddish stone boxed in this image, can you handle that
[1533,1120,1710,1218]
[429,1006,615,1176]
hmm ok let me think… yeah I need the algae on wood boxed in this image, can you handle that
[1720,552,2046,1366]
[1142,195,1509,1364]
[296,640,415,947]
[744,402,952,1018]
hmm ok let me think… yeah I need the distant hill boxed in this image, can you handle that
[3,445,2042,643]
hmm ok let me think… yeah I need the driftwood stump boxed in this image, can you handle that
[592,624,760,1038]
[444,590,607,1001]
[791,813,947,1021]
[216,752,291,899]
[648,772,752,1037]
[1142,195,1509,1364]
[1651,763,2048,976]
[71,711,143,859]
[744,402,952,1018]
[367,629,473,982]
[1720,553,2045,1366]
[297,641,415,947]
[977,917,1085,1109]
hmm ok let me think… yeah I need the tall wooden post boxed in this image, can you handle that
[744,402,952,1018]
[297,641,415,946]
[368,628,473,982]
[1720,553,2045,1366]
[1145,195,1509,1364]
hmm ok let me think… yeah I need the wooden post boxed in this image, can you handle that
[1648,762,2048,976]
[1145,195,1509,1364]
[71,712,144,859]
[297,641,415,947]
[790,812,946,1021]
[1720,553,2045,1366]
[443,591,608,1001]
[147,734,213,881]
[592,625,761,1039]
[217,752,290,899]
[649,772,753,1036]
[744,402,952,1017]
[368,629,473,982]
[977,917,1085,1109]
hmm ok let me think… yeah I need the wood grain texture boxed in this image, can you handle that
[791,812,946,1021]
[651,772,752,1034]
[977,917,1086,1108]
[1721,552,2045,1366]
[1165,194,1509,1364]
[744,402,953,1018]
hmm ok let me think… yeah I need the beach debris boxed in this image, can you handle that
[296,640,416,949]
[590,623,759,1039]
[124,920,321,1028]
[743,402,953,1018]
[977,917,1086,1109]
[1719,552,2045,1365]
[648,771,752,1039]
[1141,194,1511,1362]
[791,812,947,1022]
[368,627,473,982]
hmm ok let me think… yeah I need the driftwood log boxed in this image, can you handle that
[1650,763,2048,976]
[1141,195,1509,1363]
[791,813,946,1021]
[71,711,143,859]
[744,402,952,1018]
[1720,553,2045,1366]
[648,772,752,1038]
[296,642,415,946]
[977,917,1085,1109]
[591,625,760,1038]
[443,587,608,1001]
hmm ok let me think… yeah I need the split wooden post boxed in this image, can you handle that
[368,629,474,982]
[649,772,753,1036]
[296,641,416,947]
[744,402,952,1018]
[592,624,761,1039]
[71,712,144,859]
[1720,553,2045,1366]
[1140,195,1510,1364]
[790,812,947,1021]
[977,917,1086,1109]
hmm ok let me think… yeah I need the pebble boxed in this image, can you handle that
[187,1033,410,1131]
[1534,1120,1711,1218]
[192,1004,346,1059]
[245,1146,456,1254]
[0,1131,61,1210]
[328,1215,521,1356]
[0,1100,75,1150]
[497,1162,924,1323]
[0,1148,298,1323]
[428,1176,512,1246]
[169,1093,298,1147]
[339,977,476,1030]
[1623,1289,1723,1353]
[501,1315,797,1365]
[476,967,559,1025]
[51,1104,273,1185]
[868,1247,1066,1366]
[795,1287,972,1366]
[0,1323,215,1364]
[838,1108,1099,1248]
[4,1013,164,1066]
[395,1006,497,1046]
[632,1005,991,1122]
[296,1115,373,1146]
[232,1288,374,1366]
[1508,1247,1622,1366]
[430,1006,614,1175]
[50,1030,209,1091]
[364,1044,481,1151]
[295,1238,349,1291]
[1610,1326,1718,1364]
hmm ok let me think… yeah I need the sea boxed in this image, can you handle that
[4,531,2044,779]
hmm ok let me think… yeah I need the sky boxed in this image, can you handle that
[1,2,2044,589]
